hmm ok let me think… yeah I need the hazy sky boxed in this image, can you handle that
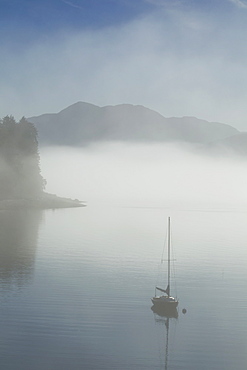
[1,0,247,129]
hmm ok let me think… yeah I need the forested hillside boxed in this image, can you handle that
[0,116,46,199]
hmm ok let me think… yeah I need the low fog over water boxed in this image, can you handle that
[40,143,247,209]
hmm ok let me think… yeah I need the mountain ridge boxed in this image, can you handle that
[28,102,240,148]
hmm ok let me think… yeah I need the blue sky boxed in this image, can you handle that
[0,0,152,35]
[1,0,247,129]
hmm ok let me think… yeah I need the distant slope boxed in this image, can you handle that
[208,132,247,155]
[28,102,239,146]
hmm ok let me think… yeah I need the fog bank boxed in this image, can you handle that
[40,143,247,209]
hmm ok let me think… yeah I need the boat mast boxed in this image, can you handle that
[167,217,171,297]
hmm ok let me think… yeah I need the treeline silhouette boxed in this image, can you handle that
[0,116,46,199]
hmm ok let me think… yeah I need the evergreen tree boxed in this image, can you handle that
[0,116,46,199]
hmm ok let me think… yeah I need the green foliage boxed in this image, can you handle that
[0,116,46,199]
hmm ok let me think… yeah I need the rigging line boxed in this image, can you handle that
[155,226,169,289]
[170,225,178,297]
[161,226,168,264]
[155,261,162,292]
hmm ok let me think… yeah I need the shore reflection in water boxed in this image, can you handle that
[0,210,42,289]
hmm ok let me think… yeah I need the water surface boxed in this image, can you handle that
[0,205,247,369]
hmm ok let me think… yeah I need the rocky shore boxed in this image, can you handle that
[0,193,85,210]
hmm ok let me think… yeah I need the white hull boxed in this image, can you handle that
[151,295,178,307]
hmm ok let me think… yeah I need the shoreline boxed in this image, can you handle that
[0,193,86,210]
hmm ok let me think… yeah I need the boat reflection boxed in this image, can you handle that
[151,305,178,370]
[151,304,178,319]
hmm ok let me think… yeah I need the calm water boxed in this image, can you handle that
[0,204,247,369]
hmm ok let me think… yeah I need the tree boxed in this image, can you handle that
[0,116,46,199]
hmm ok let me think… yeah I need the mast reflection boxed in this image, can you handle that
[151,305,178,370]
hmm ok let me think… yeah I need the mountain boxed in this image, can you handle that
[208,132,247,155]
[28,102,239,146]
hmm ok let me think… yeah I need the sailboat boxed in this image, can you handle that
[151,217,178,308]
